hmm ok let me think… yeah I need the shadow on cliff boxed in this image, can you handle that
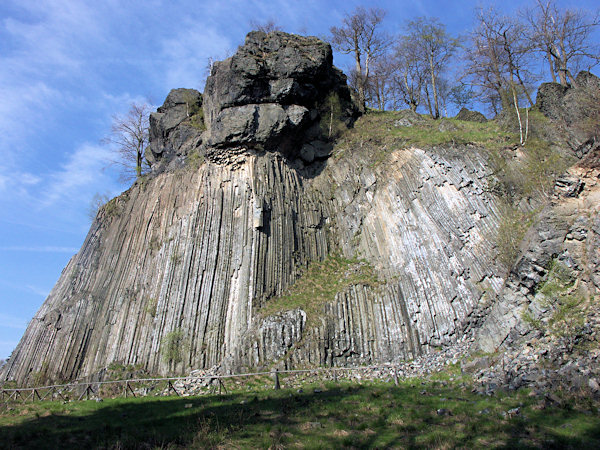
[2,384,599,449]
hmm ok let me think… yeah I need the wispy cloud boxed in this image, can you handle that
[159,24,232,91]
[0,246,78,253]
[25,285,51,298]
[0,313,27,331]
[41,143,115,207]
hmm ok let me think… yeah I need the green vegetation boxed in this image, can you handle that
[183,91,205,131]
[525,259,588,351]
[318,91,346,140]
[336,111,518,164]
[186,148,205,171]
[102,198,121,218]
[160,329,186,370]
[260,254,379,326]
[2,378,599,449]
[30,361,50,388]
[495,204,536,269]
[145,297,158,318]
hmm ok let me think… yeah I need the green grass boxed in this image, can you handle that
[259,255,379,327]
[2,378,599,449]
[335,110,519,166]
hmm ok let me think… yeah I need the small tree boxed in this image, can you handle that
[104,102,151,180]
[464,7,536,143]
[390,34,427,111]
[330,7,390,112]
[404,17,459,119]
[249,19,282,33]
[87,192,111,221]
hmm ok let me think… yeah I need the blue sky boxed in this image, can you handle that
[0,0,598,360]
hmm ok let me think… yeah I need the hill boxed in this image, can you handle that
[1,32,599,400]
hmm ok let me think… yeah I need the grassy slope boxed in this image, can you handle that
[1,376,599,449]
[259,255,379,327]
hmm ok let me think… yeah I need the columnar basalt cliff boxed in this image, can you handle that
[4,31,596,386]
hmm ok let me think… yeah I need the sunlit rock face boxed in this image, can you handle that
[3,32,510,384]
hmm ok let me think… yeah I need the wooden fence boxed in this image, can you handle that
[0,364,403,405]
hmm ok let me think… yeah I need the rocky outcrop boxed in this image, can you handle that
[536,71,600,155]
[2,31,509,385]
[203,31,357,159]
[146,88,204,165]
[475,164,600,352]
[455,107,487,123]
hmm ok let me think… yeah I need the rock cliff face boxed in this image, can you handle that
[6,31,588,385]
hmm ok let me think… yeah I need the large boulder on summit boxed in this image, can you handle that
[203,31,357,154]
[146,88,204,165]
[536,71,600,154]
[455,107,487,123]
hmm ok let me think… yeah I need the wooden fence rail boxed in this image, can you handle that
[0,364,401,405]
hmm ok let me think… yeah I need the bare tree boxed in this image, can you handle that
[249,19,282,33]
[330,7,390,112]
[390,35,427,111]
[464,7,536,130]
[366,57,395,110]
[87,192,111,221]
[104,103,151,180]
[524,0,600,86]
[404,17,459,119]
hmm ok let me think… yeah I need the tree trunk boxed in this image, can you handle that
[546,50,557,83]
[424,84,434,118]
[429,53,440,119]
[136,150,142,178]
[354,42,366,112]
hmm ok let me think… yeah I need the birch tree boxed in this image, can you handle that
[330,7,390,112]
[524,0,600,86]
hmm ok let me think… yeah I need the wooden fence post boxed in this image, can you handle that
[219,378,228,395]
[168,381,180,396]
[393,367,399,386]
[273,370,280,390]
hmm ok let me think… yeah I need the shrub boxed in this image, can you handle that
[527,259,587,352]
[186,149,205,171]
[318,92,346,139]
[495,203,535,269]
[145,297,158,318]
[160,329,187,370]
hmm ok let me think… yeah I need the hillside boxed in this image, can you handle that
[1,31,599,394]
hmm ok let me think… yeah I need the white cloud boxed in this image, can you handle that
[0,313,27,331]
[159,24,233,91]
[0,246,78,253]
[41,143,115,206]
[25,285,51,298]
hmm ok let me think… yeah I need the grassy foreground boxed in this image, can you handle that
[1,377,599,449]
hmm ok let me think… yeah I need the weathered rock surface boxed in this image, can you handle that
[536,71,600,155]
[5,31,597,387]
[455,107,487,123]
[146,88,204,165]
[203,31,357,155]
[1,134,505,384]
[475,164,600,353]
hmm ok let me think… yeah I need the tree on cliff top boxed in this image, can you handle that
[524,0,600,86]
[104,102,151,181]
[330,6,390,112]
[404,17,459,119]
